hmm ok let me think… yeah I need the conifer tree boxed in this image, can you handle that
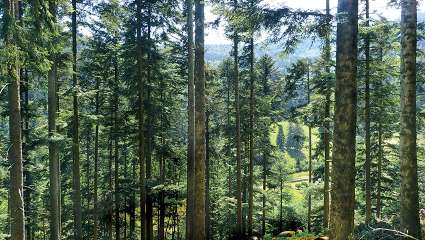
[400,0,421,238]
[4,0,25,238]
[330,0,358,239]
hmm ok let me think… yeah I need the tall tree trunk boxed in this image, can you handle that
[248,34,255,237]
[5,1,25,239]
[185,0,195,239]
[114,126,120,240]
[400,0,421,238]
[205,110,210,240]
[71,0,83,238]
[232,0,243,236]
[193,0,206,238]
[307,61,312,232]
[108,116,113,240]
[16,3,31,238]
[85,125,92,230]
[55,58,63,237]
[159,76,166,240]
[226,65,232,239]
[130,147,136,238]
[48,60,61,240]
[136,0,147,239]
[114,59,120,240]
[242,142,248,235]
[145,5,153,239]
[376,123,382,221]
[22,71,32,240]
[364,0,372,225]
[323,0,331,230]
[123,135,128,240]
[330,0,358,239]
[93,74,100,240]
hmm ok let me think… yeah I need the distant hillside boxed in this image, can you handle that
[205,39,321,70]
[205,12,425,69]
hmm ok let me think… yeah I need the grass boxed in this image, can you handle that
[269,121,318,213]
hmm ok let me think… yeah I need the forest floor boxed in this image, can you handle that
[269,236,321,240]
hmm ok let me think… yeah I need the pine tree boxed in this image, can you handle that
[71,0,83,238]
[330,0,358,239]
[48,2,61,239]
[4,0,25,239]
[323,0,332,229]
[136,0,147,239]
[232,0,243,235]
[400,0,421,238]
[185,0,195,239]
[193,0,207,238]
[363,0,372,225]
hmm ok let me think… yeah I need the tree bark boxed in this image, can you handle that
[159,71,166,240]
[85,125,92,228]
[145,5,153,238]
[185,0,195,239]
[114,61,120,240]
[205,110,210,240]
[136,0,146,238]
[248,35,255,237]
[400,0,421,238]
[71,0,83,238]
[130,144,136,238]
[193,0,206,238]
[5,2,25,239]
[323,0,331,230]
[49,61,61,240]
[108,114,113,240]
[376,123,382,221]
[242,142,248,235]
[226,63,232,239]
[330,0,358,239]
[93,74,100,240]
[364,0,372,225]
[48,2,60,240]
[232,0,243,236]
[123,135,128,240]
[22,71,32,240]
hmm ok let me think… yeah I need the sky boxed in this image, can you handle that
[205,0,425,44]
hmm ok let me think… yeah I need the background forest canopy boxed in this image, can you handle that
[1,0,425,240]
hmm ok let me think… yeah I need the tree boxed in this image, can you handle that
[323,0,331,229]
[48,1,61,239]
[400,0,421,238]
[232,0,243,236]
[307,60,312,232]
[256,55,275,236]
[136,0,147,239]
[330,0,358,239]
[363,0,372,225]
[248,22,255,240]
[4,0,25,239]
[193,0,207,239]
[93,65,100,240]
[71,0,83,238]
[185,0,195,239]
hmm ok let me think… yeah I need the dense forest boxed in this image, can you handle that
[0,0,424,239]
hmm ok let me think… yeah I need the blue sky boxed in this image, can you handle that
[205,0,425,44]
